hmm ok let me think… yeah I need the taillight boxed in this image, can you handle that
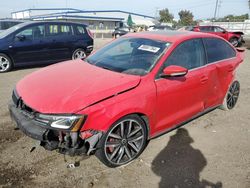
[86,28,94,39]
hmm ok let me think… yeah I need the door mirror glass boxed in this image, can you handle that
[161,65,188,77]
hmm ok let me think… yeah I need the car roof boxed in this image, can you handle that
[0,19,24,22]
[125,30,221,43]
[15,21,87,27]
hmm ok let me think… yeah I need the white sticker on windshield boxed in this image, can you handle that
[138,45,160,53]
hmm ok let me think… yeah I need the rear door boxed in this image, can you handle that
[45,23,73,62]
[153,39,208,134]
[11,23,49,64]
[73,24,93,53]
[203,37,237,107]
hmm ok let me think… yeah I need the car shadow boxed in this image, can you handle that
[151,128,223,188]
[11,64,49,72]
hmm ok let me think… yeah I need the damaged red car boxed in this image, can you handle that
[191,25,245,47]
[9,31,244,167]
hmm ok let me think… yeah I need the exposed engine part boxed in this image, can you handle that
[70,132,79,147]
[85,132,103,155]
[39,129,103,156]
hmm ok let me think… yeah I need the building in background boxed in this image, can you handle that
[11,8,156,31]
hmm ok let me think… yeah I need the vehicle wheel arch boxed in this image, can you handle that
[229,36,239,47]
[72,48,87,60]
[0,52,14,72]
[95,112,150,167]
[0,52,14,64]
[229,36,239,40]
[105,112,151,140]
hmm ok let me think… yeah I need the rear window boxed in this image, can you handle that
[204,38,236,63]
[76,25,86,35]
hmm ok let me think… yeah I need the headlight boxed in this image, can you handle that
[36,114,85,130]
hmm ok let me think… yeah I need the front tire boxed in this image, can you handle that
[96,115,148,167]
[229,37,239,47]
[115,34,120,38]
[0,53,13,73]
[220,80,240,111]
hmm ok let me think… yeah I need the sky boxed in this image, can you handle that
[0,0,249,20]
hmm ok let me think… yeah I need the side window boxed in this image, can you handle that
[204,38,236,63]
[48,24,59,36]
[163,39,205,70]
[199,27,206,32]
[214,27,225,32]
[60,24,72,35]
[47,24,72,36]
[200,26,214,32]
[16,25,45,40]
[76,25,86,35]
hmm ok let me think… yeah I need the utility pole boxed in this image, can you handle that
[214,0,219,20]
[217,1,222,19]
[155,7,160,20]
[249,0,250,18]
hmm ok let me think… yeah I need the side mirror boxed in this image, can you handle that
[161,65,188,78]
[16,35,26,41]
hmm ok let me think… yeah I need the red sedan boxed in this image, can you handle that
[191,25,245,47]
[9,31,244,167]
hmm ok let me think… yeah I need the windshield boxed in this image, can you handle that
[0,22,27,39]
[86,37,171,76]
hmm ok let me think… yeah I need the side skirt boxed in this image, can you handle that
[150,105,220,139]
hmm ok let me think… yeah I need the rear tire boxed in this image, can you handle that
[0,53,13,73]
[72,48,86,60]
[220,80,240,111]
[95,114,148,168]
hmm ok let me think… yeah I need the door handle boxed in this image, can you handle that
[200,76,208,84]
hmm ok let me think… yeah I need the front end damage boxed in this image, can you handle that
[40,129,103,156]
[9,91,103,156]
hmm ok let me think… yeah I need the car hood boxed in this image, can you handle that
[16,60,141,114]
[230,31,244,35]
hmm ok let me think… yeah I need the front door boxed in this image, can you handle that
[153,39,208,135]
[11,24,49,65]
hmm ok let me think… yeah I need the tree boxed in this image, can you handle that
[159,8,174,23]
[215,14,249,22]
[127,14,134,27]
[178,10,194,26]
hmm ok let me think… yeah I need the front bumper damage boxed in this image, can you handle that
[9,102,102,156]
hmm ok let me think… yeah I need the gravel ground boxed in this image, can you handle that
[0,38,249,188]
